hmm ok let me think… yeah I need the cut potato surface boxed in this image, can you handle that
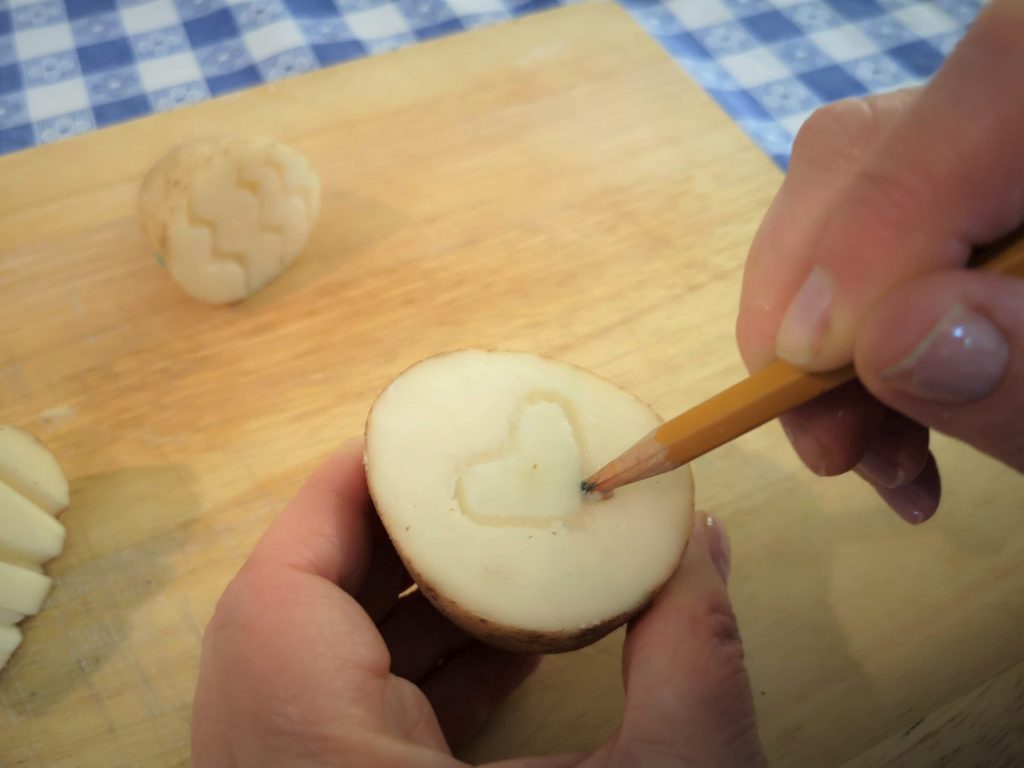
[0,560,53,617]
[0,426,69,672]
[365,350,693,653]
[0,626,22,671]
[138,136,321,304]
[0,426,69,514]
[0,610,25,625]
[0,482,66,565]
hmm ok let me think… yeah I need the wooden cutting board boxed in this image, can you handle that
[1,4,1021,766]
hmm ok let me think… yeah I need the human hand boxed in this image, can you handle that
[736,0,1024,524]
[192,440,766,767]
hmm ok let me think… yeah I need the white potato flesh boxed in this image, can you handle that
[458,401,583,524]
[0,482,66,566]
[0,626,22,670]
[0,426,69,515]
[365,350,692,639]
[0,428,67,671]
[0,560,53,616]
[138,136,321,304]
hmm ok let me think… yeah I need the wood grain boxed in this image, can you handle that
[841,660,1024,768]
[1,4,1021,766]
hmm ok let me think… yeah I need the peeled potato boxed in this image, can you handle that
[0,481,65,565]
[0,425,68,514]
[0,561,54,618]
[138,136,321,304]
[365,350,693,653]
[0,626,22,671]
[0,426,69,672]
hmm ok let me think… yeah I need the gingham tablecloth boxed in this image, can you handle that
[0,0,981,165]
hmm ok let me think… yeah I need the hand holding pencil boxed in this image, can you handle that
[584,239,1024,499]
[587,36,1024,525]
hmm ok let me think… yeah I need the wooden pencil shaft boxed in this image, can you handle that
[658,362,854,466]
[585,362,853,493]
[585,229,1024,494]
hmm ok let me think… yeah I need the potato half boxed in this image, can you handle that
[138,136,320,304]
[365,350,693,653]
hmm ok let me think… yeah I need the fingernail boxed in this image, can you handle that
[854,410,927,489]
[780,417,830,476]
[882,304,1008,403]
[703,514,731,584]
[872,454,941,525]
[855,448,906,489]
[776,266,834,366]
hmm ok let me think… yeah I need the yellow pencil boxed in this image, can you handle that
[583,233,1024,495]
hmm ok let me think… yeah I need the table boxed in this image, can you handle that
[0,0,981,164]
[3,2,1020,767]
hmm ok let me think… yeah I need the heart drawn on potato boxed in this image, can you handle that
[457,399,583,527]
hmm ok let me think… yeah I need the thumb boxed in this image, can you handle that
[604,515,766,768]
[856,270,1024,472]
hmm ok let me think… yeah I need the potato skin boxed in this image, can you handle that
[364,349,694,655]
[410,559,671,654]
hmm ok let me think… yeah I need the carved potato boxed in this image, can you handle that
[364,350,694,653]
[138,136,320,304]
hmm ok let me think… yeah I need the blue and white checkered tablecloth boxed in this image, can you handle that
[0,0,982,166]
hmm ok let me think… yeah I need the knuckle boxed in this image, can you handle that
[204,564,263,642]
[792,99,874,169]
[792,90,916,175]
[686,593,746,666]
[684,595,758,718]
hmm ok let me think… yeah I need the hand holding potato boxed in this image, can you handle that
[192,442,765,767]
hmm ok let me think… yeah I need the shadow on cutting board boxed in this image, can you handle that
[243,191,406,308]
[1,464,200,716]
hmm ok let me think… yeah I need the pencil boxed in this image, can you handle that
[583,234,1024,496]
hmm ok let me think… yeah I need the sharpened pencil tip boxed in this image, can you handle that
[580,480,595,494]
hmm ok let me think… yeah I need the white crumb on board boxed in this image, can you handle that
[38,405,76,429]
[514,41,569,68]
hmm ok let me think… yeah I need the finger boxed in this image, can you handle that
[773,0,1024,370]
[855,408,930,490]
[855,410,937,524]
[856,270,1024,472]
[778,380,882,477]
[207,437,388,681]
[421,646,540,750]
[607,515,766,768]
[378,592,474,682]
[195,443,392,765]
[247,438,374,593]
[783,388,934,522]
[867,452,941,526]
[738,92,916,490]
[737,88,920,371]
[355,514,413,624]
